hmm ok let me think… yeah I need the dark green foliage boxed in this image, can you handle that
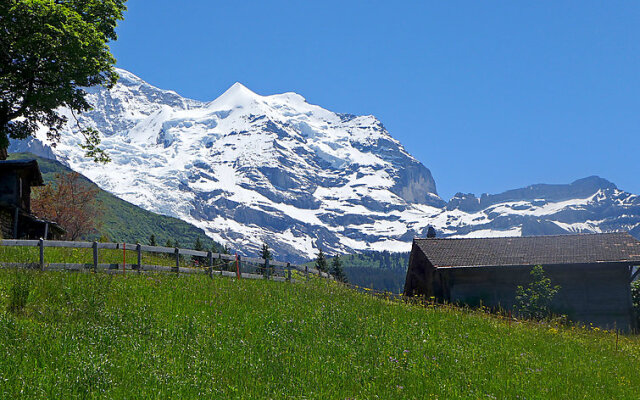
[260,243,273,277]
[191,237,205,264]
[194,237,203,252]
[98,234,110,243]
[632,279,640,328]
[515,265,561,320]
[0,0,127,161]
[165,239,174,248]
[332,251,410,271]
[261,243,272,261]
[7,269,32,315]
[330,255,347,282]
[304,251,410,292]
[315,248,327,273]
[149,234,157,246]
[343,267,406,293]
[8,154,221,250]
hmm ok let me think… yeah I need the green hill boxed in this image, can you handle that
[0,269,638,398]
[8,153,220,250]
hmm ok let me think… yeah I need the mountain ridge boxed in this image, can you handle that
[9,69,640,262]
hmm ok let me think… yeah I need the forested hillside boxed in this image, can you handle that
[8,153,220,251]
[305,251,410,293]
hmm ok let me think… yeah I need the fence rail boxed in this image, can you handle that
[0,239,334,281]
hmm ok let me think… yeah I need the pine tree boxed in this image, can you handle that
[165,239,174,248]
[149,234,157,246]
[331,254,347,282]
[192,237,205,265]
[261,243,272,260]
[260,243,272,276]
[316,248,328,273]
[194,237,203,251]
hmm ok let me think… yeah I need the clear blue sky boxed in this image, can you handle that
[111,1,639,201]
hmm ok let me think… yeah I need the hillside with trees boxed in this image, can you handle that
[9,153,220,251]
[305,250,410,293]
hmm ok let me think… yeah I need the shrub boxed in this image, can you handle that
[514,265,560,320]
[632,279,640,328]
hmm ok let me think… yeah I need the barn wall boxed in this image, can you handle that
[0,171,18,207]
[0,208,13,239]
[440,263,634,330]
[403,242,436,297]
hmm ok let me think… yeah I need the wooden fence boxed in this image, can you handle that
[0,239,333,282]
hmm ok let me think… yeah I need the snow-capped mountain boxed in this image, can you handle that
[10,69,640,262]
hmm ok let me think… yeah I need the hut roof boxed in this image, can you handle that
[0,159,44,186]
[415,232,640,267]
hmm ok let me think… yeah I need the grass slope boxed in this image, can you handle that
[0,270,638,399]
[8,153,220,250]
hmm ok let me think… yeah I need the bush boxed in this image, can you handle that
[632,279,640,328]
[514,265,560,320]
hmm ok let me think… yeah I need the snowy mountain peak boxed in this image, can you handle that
[10,68,640,262]
[210,82,260,109]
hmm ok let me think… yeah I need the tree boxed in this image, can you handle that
[31,171,102,240]
[0,0,127,161]
[330,255,347,283]
[315,248,327,273]
[632,279,640,328]
[261,243,272,260]
[149,234,157,246]
[192,236,205,265]
[165,239,174,248]
[260,243,272,276]
[514,265,561,320]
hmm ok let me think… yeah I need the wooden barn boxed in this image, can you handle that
[403,232,640,330]
[0,159,63,240]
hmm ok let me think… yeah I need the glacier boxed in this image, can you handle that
[10,69,640,262]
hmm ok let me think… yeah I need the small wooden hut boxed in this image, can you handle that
[0,159,63,239]
[404,232,640,330]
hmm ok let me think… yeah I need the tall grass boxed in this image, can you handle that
[0,245,198,268]
[0,270,638,399]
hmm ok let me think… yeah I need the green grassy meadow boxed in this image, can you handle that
[0,269,638,399]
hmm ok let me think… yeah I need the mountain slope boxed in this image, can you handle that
[10,69,640,262]
[8,153,221,250]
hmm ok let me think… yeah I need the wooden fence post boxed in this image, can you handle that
[219,253,223,276]
[92,241,98,272]
[305,265,309,281]
[39,238,45,271]
[236,254,242,279]
[136,244,142,273]
[286,262,291,282]
[207,251,213,278]
[174,248,180,274]
[264,258,270,280]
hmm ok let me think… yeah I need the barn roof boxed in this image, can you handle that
[0,159,44,186]
[414,232,640,267]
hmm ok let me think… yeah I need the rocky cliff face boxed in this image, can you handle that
[11,70,640,262]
